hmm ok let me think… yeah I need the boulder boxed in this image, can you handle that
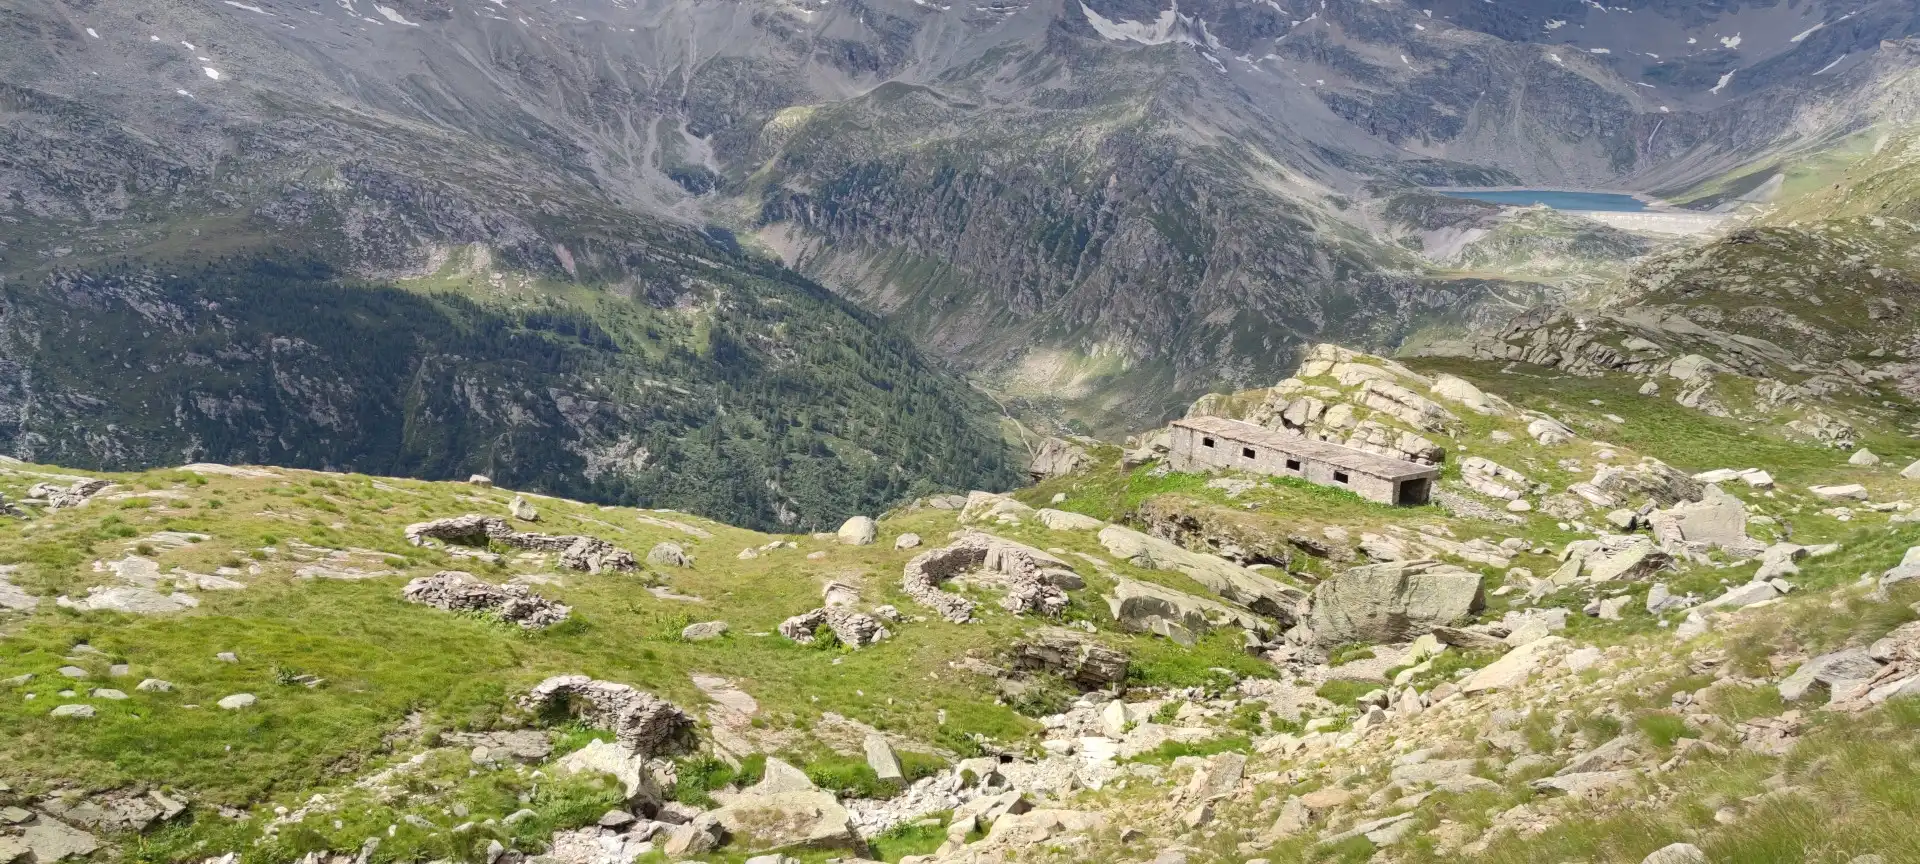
[1641,844,1708,864]
[509,494,539,522]
[1036,509,1103,531]
[681,621,728,641]
[50,704,95,719]
[468,474,493,487]
[16,816,100,862]
[1649,485,1763,556]
[1646,583,1691,615]
[894,533,923,550]
[217,693,256,710]
[1779,648,1884,702]
[836,516,877,546]
[1902,460,1920,480]
[646,542,693,568]
[1704,581,1778,610]
[961,492,1035,524]
[402,571,571,629]
[1098,525,1307,624]
[864,734,904,783]
[1307,560,1483,646]
[1592,459,1702,507]
[1463,636,1566,694]
[1557,535,1670,583]
[1809,484,1869,501]
[983,808,1107,847]
[1880,547,1920,591]
[555,738,663,803]
[1851,449,1881,467]
[662,814,723,857]
[1527,416,1576,445]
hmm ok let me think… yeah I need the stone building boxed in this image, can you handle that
[1167,416,1440,506]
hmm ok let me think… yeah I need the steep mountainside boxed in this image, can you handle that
[9,0,1920,438]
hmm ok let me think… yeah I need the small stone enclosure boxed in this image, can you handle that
[1168,416,1439,506]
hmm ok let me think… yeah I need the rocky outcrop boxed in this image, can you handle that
[900,534,1071,623]
[402,571,571,629]
[1647,485,1766,558]
[403,515,636,573]
[1553,536,1672,583]
[1007,628,1129,689]
[1306,560,1484,647]
[1028,438,1091,480]
[1460,457,1529,501]
[1098,525,1306,625]
[1106,577,1269,644]
[709,758,858,853]
[1132,498,1291,569]
[518,676,695,757]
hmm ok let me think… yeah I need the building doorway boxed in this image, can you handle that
[1397,478,1431,506]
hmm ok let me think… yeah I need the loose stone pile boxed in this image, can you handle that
[404,515,637,573]
[401,571,571,629]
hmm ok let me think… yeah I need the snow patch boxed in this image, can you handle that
[374,4,420,25]
[1708,70,1734,94]
[85,28,99,38]
[1719,33,1741,49]
[1400,54,1410,65]
[203,67,223,80]
[1079,2,1196,46]
[176,89,193,97]
[1544,19,1565,30]
[1813,53,1847,75]
[1791,22,1824,43]
[223,1,272,13]
[1589,47,1610,54]
[1547,52,1563,64]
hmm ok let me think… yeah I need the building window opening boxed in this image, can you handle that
[1242,447,1256,459]
[1285,459,1301,471]
[1333,471,1350,484]
[1202,437,1215,448]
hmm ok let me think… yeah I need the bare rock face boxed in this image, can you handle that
[1307,560,1485,647]
[1007,628,1129,689]
[1028,437,1091,480]
[402,571,571,629]
[519,676,695,757]
[778,607,892,648]
[1098,525,1306,626]
[901,533,1070,623]
[403,515,636,573]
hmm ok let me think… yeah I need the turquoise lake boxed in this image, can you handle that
[1437,189,1649,212]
